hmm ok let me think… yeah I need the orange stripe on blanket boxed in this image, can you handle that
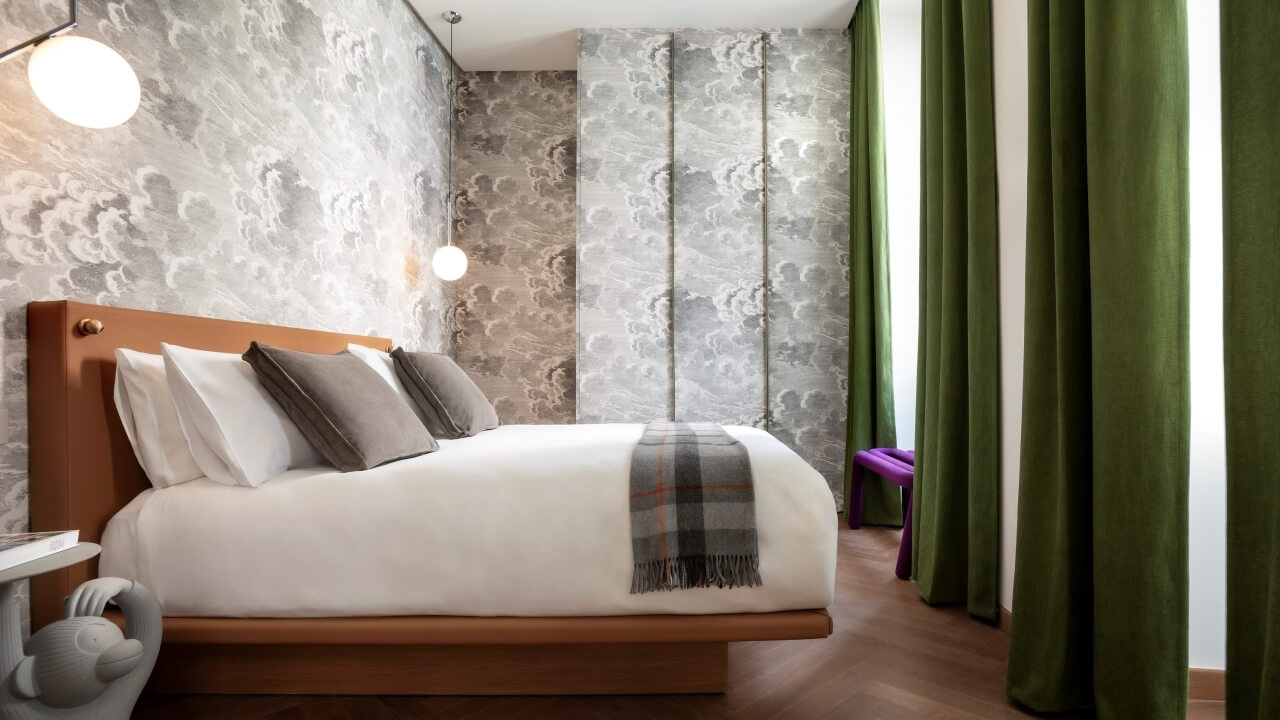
[629,484,756,500]
[657,430,668,567]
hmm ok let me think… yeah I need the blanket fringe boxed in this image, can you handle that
[631,555,763,594]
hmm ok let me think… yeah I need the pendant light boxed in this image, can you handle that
[1,0,140,129]
[432,10,468,282]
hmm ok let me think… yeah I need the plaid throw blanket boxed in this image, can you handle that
[630,421,763,594]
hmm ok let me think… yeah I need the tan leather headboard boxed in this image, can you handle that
[26,300,391,627]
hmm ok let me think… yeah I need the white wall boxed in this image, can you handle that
[991,0,1028,614]
[1186,0,1227,671]
[880,0,922,451]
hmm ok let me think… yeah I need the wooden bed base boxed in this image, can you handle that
[103,611,832,693]
[28,300,832,694]
[153,641,730,695]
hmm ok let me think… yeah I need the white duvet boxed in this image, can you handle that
[100,424,837,617]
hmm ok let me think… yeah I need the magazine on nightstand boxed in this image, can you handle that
[0,530,79,572]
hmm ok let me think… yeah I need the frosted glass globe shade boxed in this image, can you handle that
[27,35,141,129]
[432,245,468,281]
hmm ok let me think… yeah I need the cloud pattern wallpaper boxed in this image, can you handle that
[0,1,852,553]
[577,29,851,501]
[0,0,454,537]
[576,30,676,424]
[672,30,768,429]
[452,71,578,424]
[764,30,853,502]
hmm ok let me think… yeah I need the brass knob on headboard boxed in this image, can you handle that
[76,318,105,336]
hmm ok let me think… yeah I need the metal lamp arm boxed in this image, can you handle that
[0,0,77,64]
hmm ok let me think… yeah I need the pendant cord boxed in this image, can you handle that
[446,19,454,248]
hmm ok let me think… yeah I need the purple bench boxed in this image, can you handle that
[847,448,915,579]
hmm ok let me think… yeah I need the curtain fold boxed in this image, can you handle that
[1006,1,1190,716]
[1221,1,1280,718]
[845,0,900,526]
[911,0,999,620]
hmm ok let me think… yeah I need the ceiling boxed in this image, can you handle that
[407,0,858,71]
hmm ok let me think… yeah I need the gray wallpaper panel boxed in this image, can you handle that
[452,71,577,424]
[0,0,453,537]
[576,30,674,423]
[576,29,851,501]
[672,31,767,428]
[765,30,852,498]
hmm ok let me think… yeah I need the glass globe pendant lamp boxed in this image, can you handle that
[27,35,140,129]
[432,10,467,281]
[1,1,140,130]
[432,244,467,281]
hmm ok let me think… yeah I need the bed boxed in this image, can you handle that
[27,300,836,694]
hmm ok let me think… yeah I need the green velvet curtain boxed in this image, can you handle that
[1006,1,1190,716]
[845,0,900,527]
[911,0,999,620]
[1221,1,1280,717]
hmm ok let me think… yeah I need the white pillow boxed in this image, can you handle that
[345,343,432,427]
[161,343,322,487]
[112,349,202,488]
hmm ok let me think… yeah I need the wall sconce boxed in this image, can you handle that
[0,0,140,129]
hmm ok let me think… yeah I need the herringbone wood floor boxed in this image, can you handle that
[135,526,1224,719]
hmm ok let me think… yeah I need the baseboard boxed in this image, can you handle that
[997,605,1011,634]
[1189,668,1225,701]
[997,606,1223,702]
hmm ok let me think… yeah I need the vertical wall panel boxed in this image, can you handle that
[765,30,851,498]
[672,31,767,427]
[576,30,674,422]
[453,71,578,424]
[576,28,850,499]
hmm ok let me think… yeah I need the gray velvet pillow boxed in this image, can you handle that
[391,348,499,439]
[243,342,438,472]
